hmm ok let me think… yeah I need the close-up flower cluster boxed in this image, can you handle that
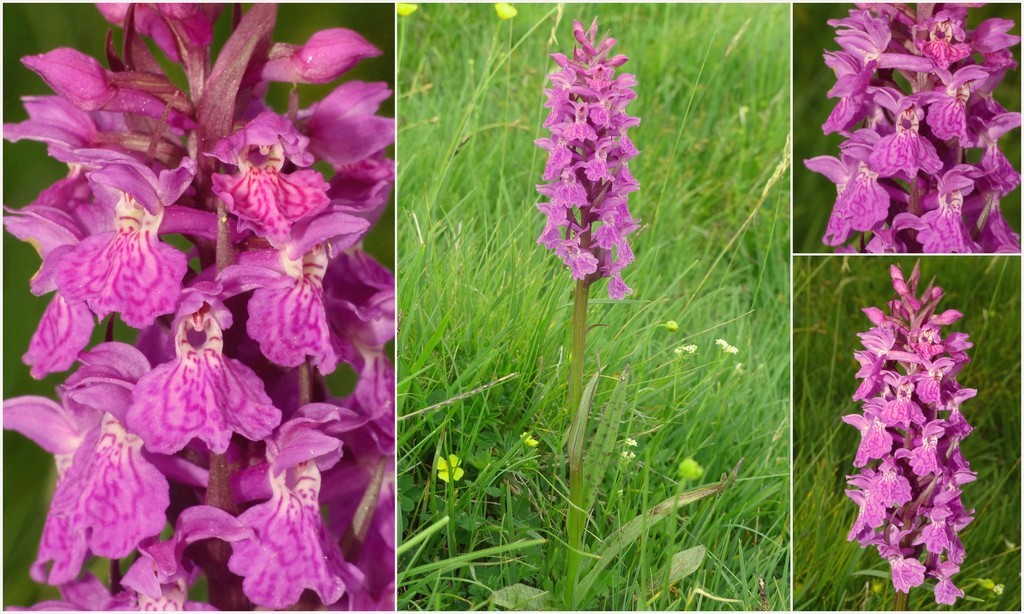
[3,4,394,610]
[805,3,1021,253]
[843,262,976,605]
[535,17,640,298]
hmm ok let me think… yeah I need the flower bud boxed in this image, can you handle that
[494,3,517,20]
[678,457,704,481]
[22,48,114,111]
[262,29,381,84]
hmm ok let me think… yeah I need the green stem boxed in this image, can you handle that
[894,589,909,611]
[565,279,589,609]
[568,279,589,412]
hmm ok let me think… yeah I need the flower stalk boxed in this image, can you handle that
[894,588,909,611]
[565,278,590,608]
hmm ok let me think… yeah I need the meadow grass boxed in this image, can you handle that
[396,4,791,610]
[792,256,1021,611]
[791,3,1022,253]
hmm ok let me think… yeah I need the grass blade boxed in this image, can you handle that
[400,538,547,580]
[397,515,450,557]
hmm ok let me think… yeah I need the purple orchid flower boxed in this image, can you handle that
[3,4,394,610]
[536,18,640,299]
[804,3,1021,253]
[843,263,976,605]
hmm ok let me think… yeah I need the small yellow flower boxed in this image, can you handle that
[678,457,704,481]
[870,580,883,595]
[625,437,638,447]
[494,3,517,19]
[436,454,464,483]
[520,432,539,448]
[397,3,418,16]
[665,320,679,333]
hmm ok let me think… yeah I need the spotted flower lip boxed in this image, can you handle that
[218,238,375,377]
[228,461,353,609]
[843,263,976,605]
[126,286,282,455]
[49,155,196,328]
[4,395,169,585]
[210,111,331,243]
[536,17,640,299]
[804,3,1021,253]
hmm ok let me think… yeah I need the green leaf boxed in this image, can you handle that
[576,460,742,604]
[653,545,706,588]
[584,365,631,516]
[492,583,549,610]
[567,368,601,473]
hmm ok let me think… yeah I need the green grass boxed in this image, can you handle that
[793,256,1021,610]
[396,3,790,610]
[792,3,1022,253]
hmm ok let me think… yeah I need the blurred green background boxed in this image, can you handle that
[2,3,393,607]
[793,256,1021,610]
[792,3,1022,253]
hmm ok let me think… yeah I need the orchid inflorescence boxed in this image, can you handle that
[3,4,395,610]
[535,18,640,299]
[806,3,1021,253]
[844,262,976,605]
